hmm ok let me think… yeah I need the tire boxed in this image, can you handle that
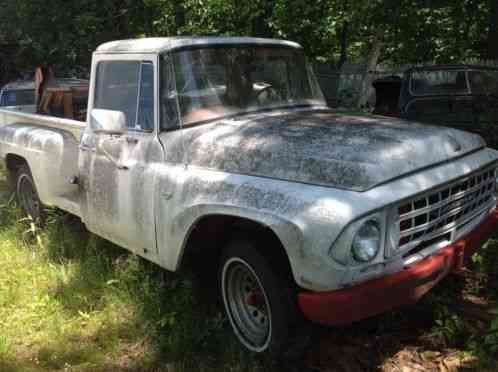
[15,164,44,224]
[219,237,300,355]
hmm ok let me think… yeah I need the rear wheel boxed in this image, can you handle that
[219,237,300,354]
[15,165,44,223]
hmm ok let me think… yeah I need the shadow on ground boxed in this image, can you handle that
[0,169,496,371]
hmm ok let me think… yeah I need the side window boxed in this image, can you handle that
[94,60,154,131]
[137,62,154,131]
[160,56,179,130]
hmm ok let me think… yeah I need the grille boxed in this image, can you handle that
[396,165,497,252]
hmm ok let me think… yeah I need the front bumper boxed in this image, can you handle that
[298,208,498,326]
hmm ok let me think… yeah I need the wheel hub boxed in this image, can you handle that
[223,258,272,352]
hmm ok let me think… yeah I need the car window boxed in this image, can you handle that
[162,46,324,127]
[136,62,154,131]
[160,56,180,130]
[0,89,35,106]
[94,61,154,131]
[410,70,468,96]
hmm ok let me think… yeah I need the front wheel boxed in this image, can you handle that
[15,165,44,223]
[219,238,299,354]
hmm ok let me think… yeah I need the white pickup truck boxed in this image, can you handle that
[1,37,497,354]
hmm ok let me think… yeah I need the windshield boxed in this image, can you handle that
[468,70,498,96]
[0,89,35,106]
[410,70,469,96]
[163,46,325,127]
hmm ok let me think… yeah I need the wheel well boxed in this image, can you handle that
[4,154,27,188]
[5,154,27,173]
[181,215,295,283]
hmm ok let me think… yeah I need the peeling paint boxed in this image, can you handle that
[172,109,485,191]
[0,38,496,295]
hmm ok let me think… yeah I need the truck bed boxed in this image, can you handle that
[0,106,85,140]
[0,106,84,216]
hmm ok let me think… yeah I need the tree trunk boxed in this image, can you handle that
[336,22,349,70]
[487,0,498,60]
[357,30,383,109]
[252,0,274,37]
[175,1,186,32]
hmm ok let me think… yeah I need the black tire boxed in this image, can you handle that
[15,164,45,224]
[219,236,301,355]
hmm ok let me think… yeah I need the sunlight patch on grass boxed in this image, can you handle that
[0,168,264,372]
[0,222,142,371]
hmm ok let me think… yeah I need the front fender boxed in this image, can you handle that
[153,166,313,285]
[174,204,304,279]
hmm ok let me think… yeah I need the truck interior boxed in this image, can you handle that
[34,66,89,121]
[372,75,402,116]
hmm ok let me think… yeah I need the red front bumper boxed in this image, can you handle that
[298,208,498,326]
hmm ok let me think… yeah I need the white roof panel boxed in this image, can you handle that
[96,37,302,54]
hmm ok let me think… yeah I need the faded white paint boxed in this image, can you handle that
[0,37,497,294]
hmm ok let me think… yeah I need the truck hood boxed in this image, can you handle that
[179,109,486,191]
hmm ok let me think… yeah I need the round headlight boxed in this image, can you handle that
[352,220,381,263]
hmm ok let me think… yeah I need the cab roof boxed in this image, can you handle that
[96,37,302,54]
[406,64,498,72]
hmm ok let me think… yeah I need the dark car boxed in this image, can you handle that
[373,65,498,148]
[0,80,36,108]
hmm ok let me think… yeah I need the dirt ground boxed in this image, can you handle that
[297,269,498,372]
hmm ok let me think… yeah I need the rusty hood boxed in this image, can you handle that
[175,110,486,191]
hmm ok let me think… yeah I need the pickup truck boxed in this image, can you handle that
[1,37,497,355]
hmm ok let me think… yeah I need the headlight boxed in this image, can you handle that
[330,214,385,265]
[351,220,381,263]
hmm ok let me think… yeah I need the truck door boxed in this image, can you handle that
[81,57,162,256]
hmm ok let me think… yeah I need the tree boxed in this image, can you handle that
[487,0,498,59]
[0,0,496,85]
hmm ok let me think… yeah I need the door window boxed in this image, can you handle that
[137,63,154,131]
[94,60,154,131]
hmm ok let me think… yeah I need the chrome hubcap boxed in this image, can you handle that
[222,258,271,352]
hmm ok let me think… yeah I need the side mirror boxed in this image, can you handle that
[90,109,126,135]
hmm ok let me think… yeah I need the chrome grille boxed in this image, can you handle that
[396,165,497,251]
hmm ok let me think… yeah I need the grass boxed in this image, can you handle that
[0,168,269,372]
[0,165,497,371]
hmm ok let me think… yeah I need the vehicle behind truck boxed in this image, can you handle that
[0,80,36,112]
[373,64,498,148]
[0,37,497,355]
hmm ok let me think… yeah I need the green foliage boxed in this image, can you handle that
[430,306,468,347]
[0,0,155,79]
[0,0,496,83]
[483,316,498,354]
